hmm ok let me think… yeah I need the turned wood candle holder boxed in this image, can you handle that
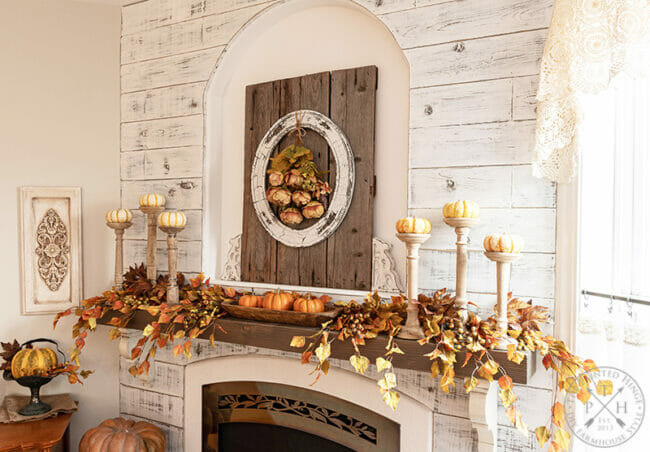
[159,225,184,305]
[106,222,133,288]
[396,232,430,340]
[139,206,165,280]
[443,217,479,311]
[484,251,520,334]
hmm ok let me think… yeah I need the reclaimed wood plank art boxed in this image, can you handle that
[241,67,377,290]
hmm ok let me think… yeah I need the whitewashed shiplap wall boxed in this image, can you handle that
[120,0,555,450]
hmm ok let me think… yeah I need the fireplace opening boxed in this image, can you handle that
[217,422,355,452]
[202,381,400,452]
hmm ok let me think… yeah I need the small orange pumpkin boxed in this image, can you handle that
[238,294,262,308]
[483,233,524,253]
[293,297,325,313]
[79,417,165,452]
[262,292,294,311]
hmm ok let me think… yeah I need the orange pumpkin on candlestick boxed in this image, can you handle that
[293,297,325,313]
[262,292,294,311]
[238,295,262,308]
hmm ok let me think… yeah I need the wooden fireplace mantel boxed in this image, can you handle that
[100,311,536,384]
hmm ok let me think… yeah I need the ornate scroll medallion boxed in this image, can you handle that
[35,208,70,291]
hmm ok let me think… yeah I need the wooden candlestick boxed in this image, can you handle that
[106,222,132,288]
[443,217,479,310]
[484,252,520,333]
[396,232,429,340]
[159,225,184,304]
[139,206,165,281]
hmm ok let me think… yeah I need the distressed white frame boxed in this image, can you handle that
[250,109,355,248]
[19,186,83,315]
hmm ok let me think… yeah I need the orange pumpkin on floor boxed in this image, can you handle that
[238,294,262,308]
[79,417,165,452]
[262,292,294,311]
[293,297,325,313]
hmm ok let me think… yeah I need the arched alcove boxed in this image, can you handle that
[203,0,410,289]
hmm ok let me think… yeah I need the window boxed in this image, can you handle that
[574,75,649,451]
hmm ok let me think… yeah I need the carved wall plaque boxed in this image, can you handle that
[19,187,82,315]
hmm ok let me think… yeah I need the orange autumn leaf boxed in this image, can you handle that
[552,402,565,428]
[498,374,513,390]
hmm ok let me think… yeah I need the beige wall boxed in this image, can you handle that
[0,0,121,447]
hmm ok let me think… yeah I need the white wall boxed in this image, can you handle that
[0,0,121,447]
[203,1,410,281]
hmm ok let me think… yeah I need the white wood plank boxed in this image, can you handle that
[512,165,556,208]
[120,384,184,427]
[121,414,184,452]
[124,239,202,273]
[121,178,203,209]
[497,386,552,429]
[419,250,555,298]
[121,115,203,151]
[122,147,204,180]
[409,166,512,209]
[122,0,270,35]
[411,207,556,253]
[433,413,477,452]
[122,5,265,64]
[124,209,202,242]
[497,425,538,451]
[409,121,536,168]
[513,75,538,120]
[415,0,458,6]
[409,79,512,128]
[121,47,224,93]
[384,0,552,49]
[407,29,547,88]
[355,0,416,15]
[120,357,184,397]
[121,82,205,122]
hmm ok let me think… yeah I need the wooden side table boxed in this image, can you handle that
[0,412,72,452]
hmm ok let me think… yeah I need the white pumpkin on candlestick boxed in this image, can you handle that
[442,200,480,219]
[483,233,523,254]
[158,211,186,228]
[395,217,432,234]
[105,209,133,224]
[139,193,166,207]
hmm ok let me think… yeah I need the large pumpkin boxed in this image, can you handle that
[11,347,58,379]
[483,233,524,253]
[79,418,165,452]
[395,217,432,234]
[238,294,262,308]
[442,200,480,218]
[262,292,294,311]
[293,297,325,313]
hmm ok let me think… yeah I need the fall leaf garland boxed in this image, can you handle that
[53,265,595,452]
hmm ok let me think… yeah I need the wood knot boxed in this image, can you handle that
[446,179,456,191]
[454,42,465,53]
[424,104,433,116]
[180,181,195,189]
[376,0,383,6]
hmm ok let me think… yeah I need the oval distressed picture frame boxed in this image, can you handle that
[251,109,355,248]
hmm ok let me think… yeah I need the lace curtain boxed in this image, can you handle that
[533,0,650,183]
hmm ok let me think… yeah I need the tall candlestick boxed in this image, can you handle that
[139,194,166,281]
[106,209,133,288]
[159,211,186,305]
[483,233,523,335]
[396,232,430,340]
[443,217,479,309]
[442,201,480,310]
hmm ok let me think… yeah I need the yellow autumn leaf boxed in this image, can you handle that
[142,324,155,337]
[378,372,397,392]
[290,336,306,348]
[430,360,440,378]
[174,330,185,339]
[108,328,121,341]
[88,317,97,330]
[315,343,331,363]
[553,428,571,450]
[350,355,370,374]
[535,426,550,447]
[383,390,400,411]
[464,376,478,393]
[376,357,392,372]
[499,388,516,408]
[507,344,525,364]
